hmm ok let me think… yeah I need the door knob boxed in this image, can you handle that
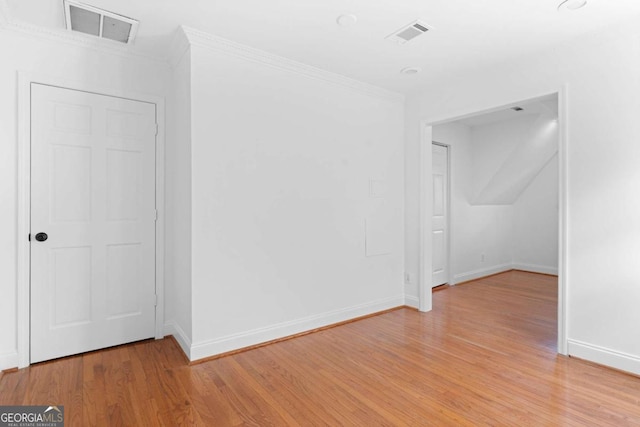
[35,232,48,242]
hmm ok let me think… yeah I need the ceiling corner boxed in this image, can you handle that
[167,26,191,69]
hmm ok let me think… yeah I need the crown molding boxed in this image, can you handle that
[180,26,404,103]
[0,7,402,102]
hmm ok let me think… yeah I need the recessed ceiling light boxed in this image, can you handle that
[336,14,358,27]
[401,67,421,75]
[558,0,587,11]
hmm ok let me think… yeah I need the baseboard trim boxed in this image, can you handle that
[568,339,640,376]
[0,351,18,371]
[453,263,513,285]
[453,263,559,285]
[164,320,192,360]
[190,305,409,365]
[404,295,419,309]
[512,263,558,276]
[189,295,404,362]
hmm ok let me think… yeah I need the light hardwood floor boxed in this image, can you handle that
[2,270,640,425]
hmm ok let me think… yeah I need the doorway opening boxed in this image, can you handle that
[419,90,567,354]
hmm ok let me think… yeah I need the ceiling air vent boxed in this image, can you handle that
[386,20,432,44]
[63,0,139,44]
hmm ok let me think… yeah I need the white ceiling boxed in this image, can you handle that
[455,94,558,127]
[5,0,640,93]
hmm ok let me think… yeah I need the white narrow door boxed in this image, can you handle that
[432,143,449,287]
[30,83,157,363]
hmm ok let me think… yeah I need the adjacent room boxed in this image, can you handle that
[431,95,559,285]
[1,0,640,424]
[429,95,560,344]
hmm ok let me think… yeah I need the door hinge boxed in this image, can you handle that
[154,209,158,221]
[155,123,159,136]
[154,294,158,307]
[28,233,31,241]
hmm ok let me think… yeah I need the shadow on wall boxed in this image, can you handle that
[472,114,558,205]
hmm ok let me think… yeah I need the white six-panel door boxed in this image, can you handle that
[30,84,157,363]
[432,143,449,287]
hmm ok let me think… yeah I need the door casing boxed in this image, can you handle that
[17,72,166,368]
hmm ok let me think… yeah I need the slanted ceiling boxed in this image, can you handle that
[472,114,559,205]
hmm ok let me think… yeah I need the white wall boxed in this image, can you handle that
[470,114,559,276]
[471,119,526,203]
[0,28,169,370]
[513,154,559,274]
[472,114,558,206]
[405,16,640,374]
[433,122,514,283]
[1,22,403,368]
[164,47,193,353]
[174,29,405,360]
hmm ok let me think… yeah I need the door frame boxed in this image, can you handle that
[17,72,166,368]
[418,86,569,355]
[431,141,452,288]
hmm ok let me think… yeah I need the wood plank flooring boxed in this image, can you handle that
[2,270,640,425]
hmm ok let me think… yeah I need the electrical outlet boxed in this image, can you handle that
[480,253,485,263]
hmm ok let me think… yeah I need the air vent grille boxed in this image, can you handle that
[64,1,139,44]
[386,20,432,44]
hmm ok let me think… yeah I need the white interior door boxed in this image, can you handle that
[30,83,157,363]
[432,143,449,287]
